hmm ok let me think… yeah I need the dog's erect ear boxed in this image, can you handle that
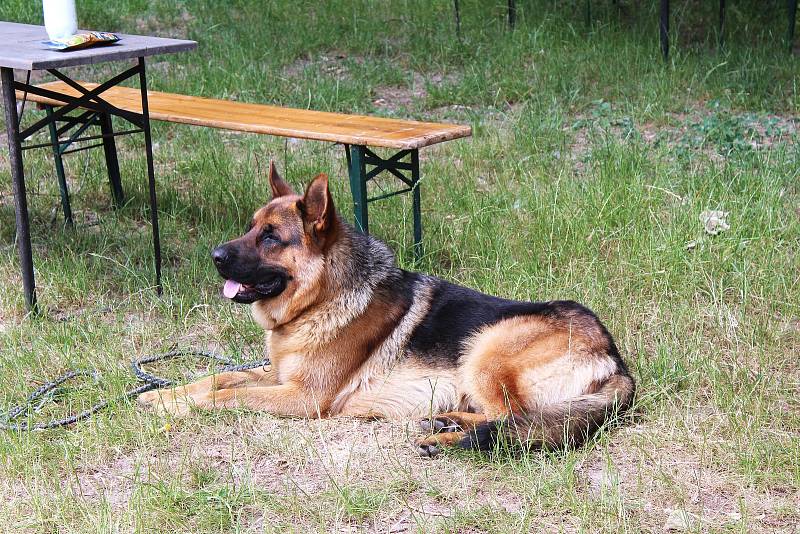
[268,161,295,198]
[300,173,334,234]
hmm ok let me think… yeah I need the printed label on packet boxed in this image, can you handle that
[42,31,120,51]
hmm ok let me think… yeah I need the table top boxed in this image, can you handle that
[0,21,196,70]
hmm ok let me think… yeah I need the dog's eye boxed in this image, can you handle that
[260,226,279,245]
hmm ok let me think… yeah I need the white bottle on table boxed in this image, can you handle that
[43,0,78,41]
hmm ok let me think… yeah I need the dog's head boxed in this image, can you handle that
[211,162,337,321]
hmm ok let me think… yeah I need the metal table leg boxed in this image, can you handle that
[137,57,163,295]
[1,67,37,311]
[7,63,159,308]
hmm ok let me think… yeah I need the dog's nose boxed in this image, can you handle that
[211,246,229,266]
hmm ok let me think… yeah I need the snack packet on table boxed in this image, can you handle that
[42,31,120,51]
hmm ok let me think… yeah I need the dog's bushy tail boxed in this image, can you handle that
[460,374,635,452]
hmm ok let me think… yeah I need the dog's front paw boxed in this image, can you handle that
[137,389,163,407]
[137,388,193,416]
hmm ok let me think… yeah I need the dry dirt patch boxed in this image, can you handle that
[576,422,799,533]
[131,9,195,39]
[283,52,462,113]
[283,51,363,80]
[565,102,799,175]
[27,416,533,531]
[6,412,787,532]
[372,72,462,112]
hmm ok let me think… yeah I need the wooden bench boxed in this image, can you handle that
[18,81,471,258]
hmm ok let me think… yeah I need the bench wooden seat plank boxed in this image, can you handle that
[17,78,471,266]
[21,81,471,150]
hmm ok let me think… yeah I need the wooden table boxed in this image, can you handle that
[0,21,196,311]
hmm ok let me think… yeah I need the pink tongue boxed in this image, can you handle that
[223,280,242,299]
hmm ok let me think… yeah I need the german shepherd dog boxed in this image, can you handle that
[138,163,635,457]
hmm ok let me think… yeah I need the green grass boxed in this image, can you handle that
[1,1,799,532]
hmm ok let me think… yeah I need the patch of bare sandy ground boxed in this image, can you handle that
[2,413,795,532]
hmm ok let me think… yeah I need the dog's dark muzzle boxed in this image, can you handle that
[211,243,289,304]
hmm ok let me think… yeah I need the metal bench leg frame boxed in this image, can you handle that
[43,106,126,225]
[345,144,422,261]
[100,112,125,208]
[45,105,75,226]
[1,58,160,311]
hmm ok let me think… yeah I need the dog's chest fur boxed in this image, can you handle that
[263,271,465,417]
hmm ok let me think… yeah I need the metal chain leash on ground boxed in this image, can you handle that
[0,349,270,431]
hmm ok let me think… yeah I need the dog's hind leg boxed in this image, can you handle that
[416,431,466,458]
